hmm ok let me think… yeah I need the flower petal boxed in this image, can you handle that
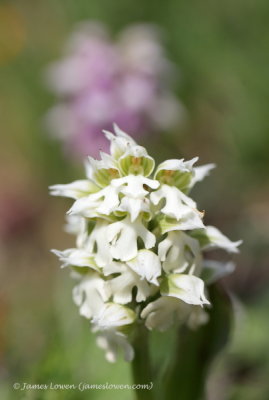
[119,145,155,176]
[103,124,137,160]
[104,262,151,304]
[201,260,235,284]
[85,153,120,187]
[127,250,161,285]
[95,329,134,363]
[72,273,110,319]
[190,164,216,189]
[141,297,185,331]
[154,158,198,192]
[49,180,99,199]
[92,303,136,329]
[107,216,156,261]
[86,220,112,267]
[51,248,99,272]
[158,231,201,274]
[161,274,210,306]
[190,226,242,253]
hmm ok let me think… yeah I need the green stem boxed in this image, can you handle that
[163,284,233,400]
[131,323,154,400]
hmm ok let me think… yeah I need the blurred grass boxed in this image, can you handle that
[1,0,269,399]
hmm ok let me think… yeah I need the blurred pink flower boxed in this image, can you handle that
[45,22,182,158]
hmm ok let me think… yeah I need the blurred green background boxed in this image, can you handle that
[1,0,269,399]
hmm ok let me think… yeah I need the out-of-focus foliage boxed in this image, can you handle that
[1,0,269,399]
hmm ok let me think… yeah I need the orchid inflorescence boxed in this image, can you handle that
[50,125,241,362]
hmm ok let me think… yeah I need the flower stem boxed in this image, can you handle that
[131,323,154,400]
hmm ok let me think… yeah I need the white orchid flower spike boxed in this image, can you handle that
[50,124,241,362]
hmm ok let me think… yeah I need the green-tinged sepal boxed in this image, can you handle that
[201,260,235,284]
[119,145,155,176]
[159,212,204,234]
[190,225,242,253]
[154,158,198,192]
[85,153,120,187]
[92,303,137,330]
[161,273,210,306]
[49,180,99,199]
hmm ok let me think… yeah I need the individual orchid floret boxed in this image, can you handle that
[84,219,112,267]
[85,153,120,187]
[49,180,99,199]
[118,145,155,176]
[72,273,110,319]
[151,185,205,233]
[112,175,159,221]
[68,185,121,218]
[189,163,216,190]
[154,158,198,192]
[103,261,153,304]
[107,216,156,261]
[103,124,137,160]
[63,215,88,248]
[160,274,210,306]
[95,329,134,363]
[201,260,236,285]
[50,125,241,362]
[190,225,242,253]
[51,248,100,272]
[127,250,161,285]
[92,302,136,330]
[158,231,201,274]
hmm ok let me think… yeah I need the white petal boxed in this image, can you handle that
[141,297,186,331]
[187,307,209,330]
[154,158,198,191]
[94,186,120,215]
[113,123,136,141]
[63,215,89,248]
[51,248,99,271]
[127,250,161,285]
[85,155,120,187]
[118,197,149,222]
[118,145,155,176]
[103,124,137,160]
[86,220,112,267]
[68,185,120,218]
[153,185,205,232]
[191,226,242,253]
[155,158,198,176]
[161,274,210,306]
[107,216,155,261]
[92,303,136,329]
[72,273,110,319]
[95,329,134,362]
[151,185,197,217]
[104,262,151,304]
[49,180,99,199]
[159,212,205,233]
[190,164,216,188]
[158,231,201,274]
[67,195,100,218]
[112,175,159,199]
[201,260,235,284]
